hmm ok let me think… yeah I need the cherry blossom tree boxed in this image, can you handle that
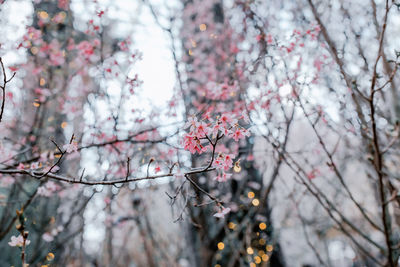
[0,0,399,266]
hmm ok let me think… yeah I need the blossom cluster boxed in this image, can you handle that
[42,225,64,242]
[37,181,59,197]
[183,113,250,183]
[8,235,30,247]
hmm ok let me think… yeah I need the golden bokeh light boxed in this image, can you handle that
[234,161,241,172]
[247,191,255,199]
[38,11,49,19]
[262,254,269,262]
[46,252,55,261]
[252,198,260,206]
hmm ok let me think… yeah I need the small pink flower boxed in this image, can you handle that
[213,207,231,218]
[213,153,235,171]
[42,232,54,242]
[30,162,40,169]
[52,12,65,24]
[63,142,78,153]
[97,10,105,17]
[76,41,95,59]
[104,197,111,205]
[37,181,59,197]
[267,34,273,44]
[219,114,233,126]
[154,166,161,173]
[17,163,25,170]
[183,133,205,154]
[196,122,209,135]
[38,186,51,197]
[230,127,250,142]
[8,235,30,247]
[307,169,320,180]
[184,116,199,130]
[49,51,65,66]
[46,181,57,191]
[58,0,69,10]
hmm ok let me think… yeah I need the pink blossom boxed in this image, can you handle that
[63,142,78,153]
[8,66,18,72]
[229,127,250,142]
[42,232,54,242]
[196,121,209,135]
[267,34,273,44]
[92,39,101,47]
[219,114,233,127]
[38,186,51,197]
[307,169,321,180]
[314,58,323,71]
[213,153,234,171]
[154,166,161,173]
[215,172,232,182]
[8,235,30,247]
[97,10,105,17]
[37,181,59,197]
[76,41,95,59]
[213,207,231,218]
[118,41,129,51]
[30,162,40,169]
[240,111,250,123]
[1,176,15,187]
[104,197,111,205]
[52,12,66,24]
[49,50,65,66]
[184,116,200,131]
[58,0,69,10]
[46,181,57,191]
[34,88,51,102]
[183,133,205,154]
